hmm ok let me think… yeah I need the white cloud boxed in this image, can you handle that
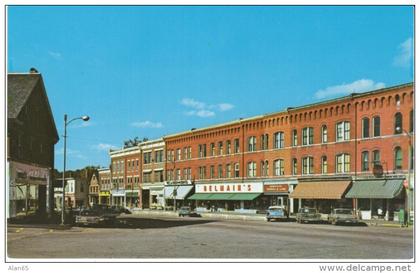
[91,143,119,151]
[130,120,163,128]
[48,51,62,60]
[393,38,413,68]
[69,121,93,129]
[217,103,234,111]
[314,79,386,100]
[180,98,234,118]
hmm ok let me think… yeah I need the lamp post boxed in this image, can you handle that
[61,114,90,225]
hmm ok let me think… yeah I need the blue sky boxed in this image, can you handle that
[7,6,413,171]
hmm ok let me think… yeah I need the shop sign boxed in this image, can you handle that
[264,184,289,193]
[196,182,263,193]
[99,191,110,197]
[11,161,50,185]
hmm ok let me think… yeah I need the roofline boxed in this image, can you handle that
[164,82,413,139]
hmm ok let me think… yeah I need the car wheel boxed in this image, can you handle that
[266,218,270,222]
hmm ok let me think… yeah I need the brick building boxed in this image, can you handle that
[7,69,59,218]
[139,139,166,209]
[109,146,141,207]
[164,83,414,219]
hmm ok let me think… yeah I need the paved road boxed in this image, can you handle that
[7,215,413,259]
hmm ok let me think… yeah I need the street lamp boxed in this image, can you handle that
[61,114,90,225]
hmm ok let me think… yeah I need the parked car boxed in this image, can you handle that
[296,207,321,224]
[328,208,358,225]
[110,205,131,214]
[75,207,118,226]
[266,206,288,222]
[178,206,193,217]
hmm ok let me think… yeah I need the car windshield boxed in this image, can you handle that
[335,209,352,214]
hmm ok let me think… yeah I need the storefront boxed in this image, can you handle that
[150,184,165,209]
[189,182,264,213]
[125,190,139,208]
[290,181,352,214]
[263,179,298,214]
[345,178,405,221]
[164,184,194,209]
[111,189,126,206]
[99,191,110,205]
[8,161,51,218]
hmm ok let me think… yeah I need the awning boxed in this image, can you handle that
[345,179,404,199]
[126,191,139,197]
[188,193,214,200]
[188,193,261,201]
[164,185,193,200]
[290,181,351,199]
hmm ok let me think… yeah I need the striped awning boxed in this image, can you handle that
[290,181,351,199]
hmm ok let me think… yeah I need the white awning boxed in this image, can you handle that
[164,185,194,200]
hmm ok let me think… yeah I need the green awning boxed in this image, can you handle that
[345,179,404,199]
[189,193,261,201]
[125,192,139,197]
[229,193,261,200]
[188,193,214,200]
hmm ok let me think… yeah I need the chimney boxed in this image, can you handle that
[29,67,38,73]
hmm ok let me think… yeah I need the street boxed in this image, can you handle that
[7,214,413,259]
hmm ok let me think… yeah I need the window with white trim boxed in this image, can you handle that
[302,127,314,146]
[247,162,257,177]
[336,153,351,173]
[321,125,328,143]
[274,159,285,176]
[336,121,350,142]
[302,156,314,174]
[274,132,284,149]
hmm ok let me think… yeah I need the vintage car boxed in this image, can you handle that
[75,206,119,226]
[266,206,288,222]
[296,207,322,224]
[328,208,359,225]
[178,206,201,217]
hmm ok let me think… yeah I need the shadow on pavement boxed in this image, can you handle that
[80,217,216,229]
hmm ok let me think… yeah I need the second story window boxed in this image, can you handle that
[394,112,403,134]
[248,136,257,152]
[218,164,223,178]
[176,169,181,181]
[362,118,370,138]
[302,127,314,146]
[234,138,240,153]
[302,156,314,175]
[361,151,369,171]
[247,161,257,177]
[321,125,328,143]
[292,158,298,175]
[394,147,402,170]
[292,129,298,147]
[373,150,381,165]
[188,147,192,159]
[226,164,232,178]
[176,148,181,161]
[336,121,350,142]
[144,152,152,164]
[210,165,215,179]
[373,116,381,137]
[198,144,206,158]
[155,150,163,163]
[321,156,328,174]
[261,160,269,177]
[274,159,284,176]
[274,132,284,149]
[234,163,240,178]
[336,153,351,173]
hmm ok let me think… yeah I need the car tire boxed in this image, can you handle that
[266,218,270,222]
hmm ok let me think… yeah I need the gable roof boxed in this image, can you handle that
[7,72,59,143]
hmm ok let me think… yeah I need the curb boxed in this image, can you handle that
[8,224,73,230]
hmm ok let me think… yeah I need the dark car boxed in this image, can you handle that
[266,206,288,222]
[328,208,358,225]
[110,205,131,214]
[296,207,322,224]
[75,207,118,226]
